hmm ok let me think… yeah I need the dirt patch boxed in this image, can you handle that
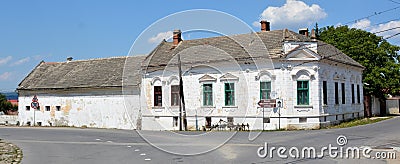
[0,139,23,164]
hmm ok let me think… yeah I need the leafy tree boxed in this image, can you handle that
[0,93,13,114]
[319,26,400,115]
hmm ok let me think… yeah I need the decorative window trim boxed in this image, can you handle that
[151,77,162,85]
[220,73,239,82]
[167,76,179,85]
[291,69,314,81]
[199,74,217,82]
[255,71,276,81]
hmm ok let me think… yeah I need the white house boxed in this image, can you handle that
[18,21,365,131]
[17,56,145,129]
[140,21,365,130]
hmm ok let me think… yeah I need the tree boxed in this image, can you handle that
[0,93,13,114]
[319,26,400,116]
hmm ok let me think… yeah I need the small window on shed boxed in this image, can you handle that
[56,106,61,111]
[26,106,30,111]
[45,106,50,111]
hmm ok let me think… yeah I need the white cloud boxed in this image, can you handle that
[0,72,12,81]
[11,57,30,66]
[370,21,400,39]
[148,31,173,43]
[254,0,327,30]
[349,19,371,30]
[350,20,400,39]
[0,56,12,66]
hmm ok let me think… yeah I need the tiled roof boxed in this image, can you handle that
[143,29,363,73]
[18,56,146,90]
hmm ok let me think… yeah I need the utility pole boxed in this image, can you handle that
[178,53,187,131]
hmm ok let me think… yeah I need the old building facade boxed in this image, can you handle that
[141,22,364,130]
[18,21,364,130]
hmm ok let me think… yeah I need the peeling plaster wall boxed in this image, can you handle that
[18,89,140,130]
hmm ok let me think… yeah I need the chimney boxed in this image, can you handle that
[299,28,309,36]
[67,57,73,61]
[311,29,317,41]
[260,20,270,32]
[173,29,182,46]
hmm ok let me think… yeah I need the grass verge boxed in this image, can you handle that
[325,116,393,129]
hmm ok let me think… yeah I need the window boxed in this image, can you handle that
[260,81,271,100]
[227,117,234,123]
[341,83,345,104]
[299,117,307,123]
[263,118,270,123]
[224,83,235,106]
[335,82,339,105]
[154,86,162,106]
[45,106,50,111]
[323,81,327,105]
[203,84,213,106]
[357,85,361,104]
[297,81,309,105]
[171,85,179,106]
[56,106,61,111]
[351,84,355,104]
[173,117,178,127]
[26,106,30,111]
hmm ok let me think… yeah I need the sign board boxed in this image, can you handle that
[258,99,276,108]
[276,99,283,108]
[31,95,40,109]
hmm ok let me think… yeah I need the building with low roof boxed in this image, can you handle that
[17,56,145,128]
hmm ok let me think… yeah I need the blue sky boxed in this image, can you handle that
[0,0,399,92]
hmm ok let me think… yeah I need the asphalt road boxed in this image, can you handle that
[0,117,399,164]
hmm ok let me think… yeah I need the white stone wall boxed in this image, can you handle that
[18,90,140,130]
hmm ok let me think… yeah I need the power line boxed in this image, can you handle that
[385,32,400,39]
[343,6,400,25]
[374,26,400,34]
[388,0,400,5]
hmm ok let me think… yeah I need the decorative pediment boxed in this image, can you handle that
[220,73,239,81]
[198,74,217,82]
[286,46,320,61]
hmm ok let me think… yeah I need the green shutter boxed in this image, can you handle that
[225,83,235,106]
[297,81,309,105]
[260,81,271,100]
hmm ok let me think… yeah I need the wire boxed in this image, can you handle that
[374,26,400,34]
[385,32,400,39]
[388,0,400,5]
[343,6,400,25]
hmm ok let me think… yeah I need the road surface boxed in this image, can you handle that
[0,117,399,163]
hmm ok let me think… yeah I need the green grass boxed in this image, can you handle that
[326,117,392,129]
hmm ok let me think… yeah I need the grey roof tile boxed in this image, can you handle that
[143,29,363,73]
[18,56,146,90]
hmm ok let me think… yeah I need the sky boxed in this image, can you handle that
[0,0,399,92]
